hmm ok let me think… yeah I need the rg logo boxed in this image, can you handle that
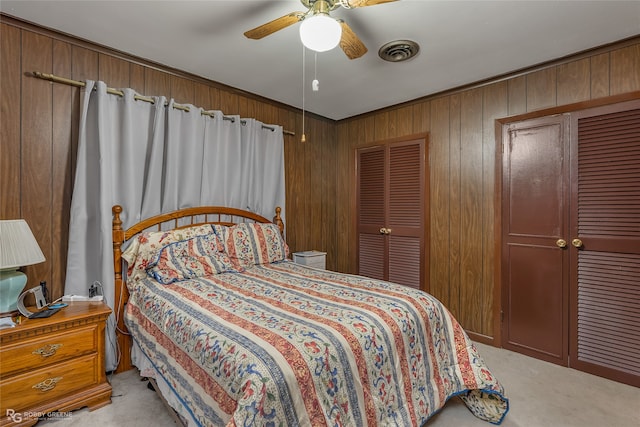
[6,409,22,423]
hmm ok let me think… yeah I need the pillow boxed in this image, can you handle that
[122,224,215,282]
[147,233,240,284]
[215,222,289,269]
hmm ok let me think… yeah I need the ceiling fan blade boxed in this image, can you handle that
[341,0,398,8]
[244,11,305,40]
[338,20,368,60]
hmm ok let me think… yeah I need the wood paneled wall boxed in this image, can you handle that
[2,14,638,342]
[0,16,337,301]
[336,38,640,342]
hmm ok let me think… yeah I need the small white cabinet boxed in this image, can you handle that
[293,251,327,270]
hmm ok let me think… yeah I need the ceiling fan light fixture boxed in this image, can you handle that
[299,14,342,52]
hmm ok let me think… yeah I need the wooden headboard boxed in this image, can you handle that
[111,205,284,373]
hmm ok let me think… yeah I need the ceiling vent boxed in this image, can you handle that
[378,40,420,62]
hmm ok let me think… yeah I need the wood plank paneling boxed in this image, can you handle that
[129,63,145,94]
[171,76,195,104]
[99,54,130,88]
[396,105,413,136]
[611,44,640,94]
[386,110,397,139]
[287,112,305,254]
[374,111,390,141]
[21,31,53,292]
[209,86,221,110]
[220,90,239,115]
[51,39,73,298]
[508,75,527,115]
[71,45,98,83]
[237,96,249,117]
[448,94,461,317]
[527,67,557,111]
[590,53,610,99]
[264,102,279,125]
[412,101,431,135]
[557,59,590,105]
[413,101,431,293]
[307,118,322,251]
[482,81,508,339]
[459,88,484,332]
[280,110,296,243]
[429,96,451,305]
[145,68,171,98]
[283,111,299,250]
[0,23,21,219]
[319,121,329,256]
[363,115,375,145]
[324,124,337,271]
[335,123,350,273]
[194,82,211,109]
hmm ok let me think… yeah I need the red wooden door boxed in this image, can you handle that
[501,115,570,365]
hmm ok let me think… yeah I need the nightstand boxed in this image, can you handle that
[293,251,327,270]
[0,302,112,426]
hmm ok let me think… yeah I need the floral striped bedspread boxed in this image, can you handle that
[125,260,509,426]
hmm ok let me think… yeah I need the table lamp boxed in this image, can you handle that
[0,220,45,315]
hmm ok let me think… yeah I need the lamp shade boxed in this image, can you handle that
[0,220,45,314]
[0,220,45,270]
[299,14,342,53]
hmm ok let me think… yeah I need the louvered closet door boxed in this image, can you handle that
[357,139,426,289]
[569,100,640,387]
[388,141,424,289]
[358,147,386,281]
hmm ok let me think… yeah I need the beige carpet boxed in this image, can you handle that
[38,343,639,427]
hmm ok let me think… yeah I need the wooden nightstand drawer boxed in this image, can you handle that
[0,325,97,378]
[0,354,99,413]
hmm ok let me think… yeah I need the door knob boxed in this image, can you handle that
[379,227,386,235]
[572,238,583,248]
[556,239,567,248]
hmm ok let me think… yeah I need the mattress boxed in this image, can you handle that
[125,260,508,426]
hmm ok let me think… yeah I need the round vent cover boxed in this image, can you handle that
[378,40,420,62]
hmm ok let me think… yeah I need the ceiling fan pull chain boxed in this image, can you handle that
[313,52,319,92]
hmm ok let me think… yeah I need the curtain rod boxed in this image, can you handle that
[32,71,295,136]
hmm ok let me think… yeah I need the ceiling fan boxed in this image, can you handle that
[244,0,398,59]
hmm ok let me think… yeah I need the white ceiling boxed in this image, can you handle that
[2,1,639,120]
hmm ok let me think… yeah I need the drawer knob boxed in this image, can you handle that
[33,343,63,358]
[32,376,63,392]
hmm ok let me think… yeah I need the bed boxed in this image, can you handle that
[112,205,509,426]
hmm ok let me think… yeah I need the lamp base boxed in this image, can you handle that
[0,269,28,315]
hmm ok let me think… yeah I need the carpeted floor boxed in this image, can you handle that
[38,343,640,427]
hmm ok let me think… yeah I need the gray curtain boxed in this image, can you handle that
[66,81,285,371]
